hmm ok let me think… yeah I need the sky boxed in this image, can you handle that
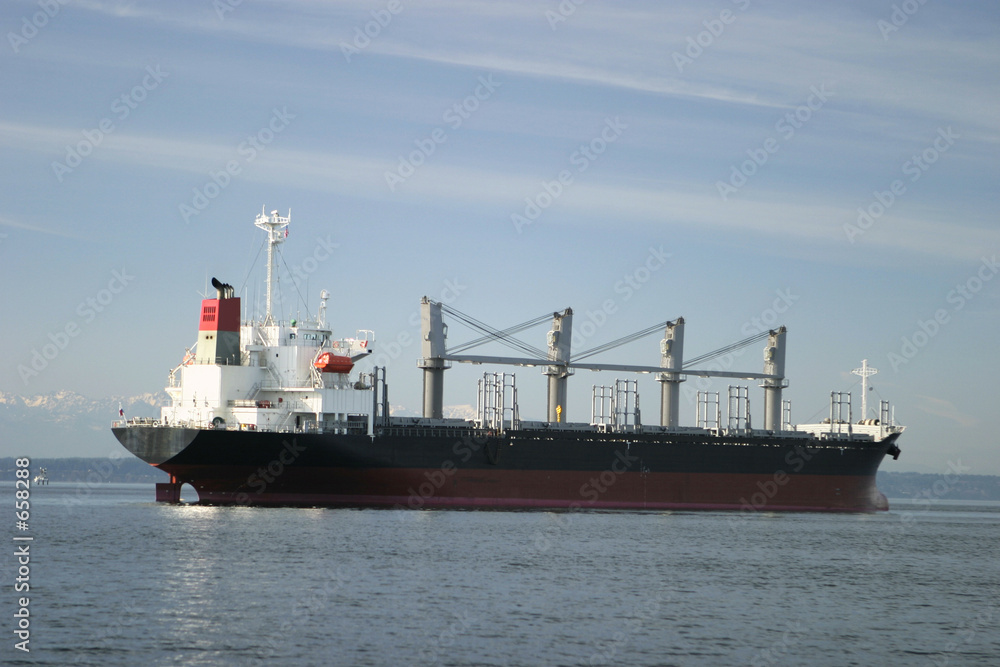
[1,0,998,474]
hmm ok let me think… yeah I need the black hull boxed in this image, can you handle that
[113,426,898,512]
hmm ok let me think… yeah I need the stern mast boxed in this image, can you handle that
[254,206,290,325]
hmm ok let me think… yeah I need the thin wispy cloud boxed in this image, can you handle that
[1,113,994,263]
[916,395,979,428]
[67,1,1000,132]
[0,214,83,239]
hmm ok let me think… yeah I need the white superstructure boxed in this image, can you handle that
[159,208,377,435]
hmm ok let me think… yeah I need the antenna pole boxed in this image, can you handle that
[254,207,290,325]
[852,359,878,420]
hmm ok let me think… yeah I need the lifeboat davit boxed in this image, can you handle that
[314,352,354,374]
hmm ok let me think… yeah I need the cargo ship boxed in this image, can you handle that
[113,207,903,511]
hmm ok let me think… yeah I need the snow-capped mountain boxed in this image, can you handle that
[0,390,165,457]
[389,403,477,419]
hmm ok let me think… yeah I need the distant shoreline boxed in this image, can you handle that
[0,457,167,483]
[876,471,1000,501]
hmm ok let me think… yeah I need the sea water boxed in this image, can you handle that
[2,483,998,666]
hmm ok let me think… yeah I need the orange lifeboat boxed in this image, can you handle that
[314,352,354,374]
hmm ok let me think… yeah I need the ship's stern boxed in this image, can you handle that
[112,425,200,465]
[112,425,201,503]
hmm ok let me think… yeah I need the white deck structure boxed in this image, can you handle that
[158,208,377,434]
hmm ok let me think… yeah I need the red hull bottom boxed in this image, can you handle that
[158,466,890,513]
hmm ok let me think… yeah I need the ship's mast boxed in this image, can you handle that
[254,206,290,325]
[852,358,878,420]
